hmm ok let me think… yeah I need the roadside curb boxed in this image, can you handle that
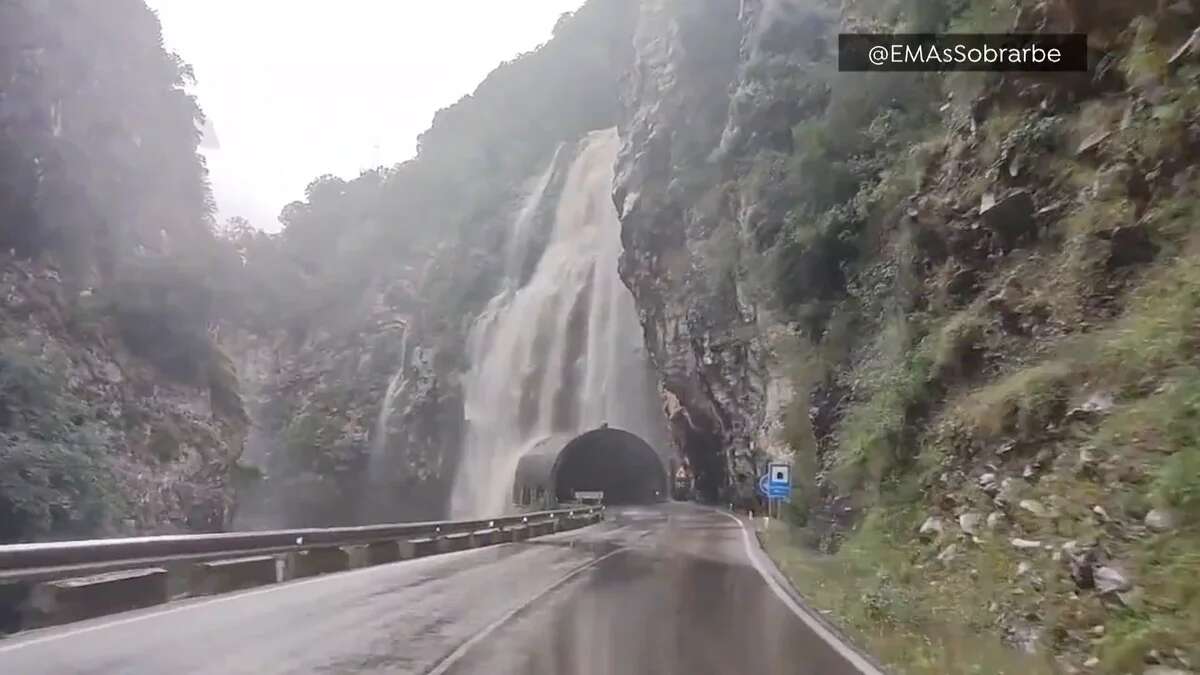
[750,528,890,674]
[709,506,890,675]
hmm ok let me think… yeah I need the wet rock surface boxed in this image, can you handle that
[0,256,245,540]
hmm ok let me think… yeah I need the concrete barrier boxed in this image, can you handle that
[443,532,473,552]
[291,547,350,579]
[363,541,404,566]
[507,525,528,542]
[189,556,277,596]
[343,545,370,569]
[0,507,603,634]
[408,537,438,557]
[28,568,168,627]
[0,583,29,633]
[473,528,500,546]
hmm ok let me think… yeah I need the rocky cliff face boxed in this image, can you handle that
[1,255,246,541]
[615,0,846,506]
[615,0,1200,670]
[615,0,760,503]
[227,278,465,528]
[218,0,640,527]
[0,0,250,543]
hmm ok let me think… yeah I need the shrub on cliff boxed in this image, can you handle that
[0,341,124,542]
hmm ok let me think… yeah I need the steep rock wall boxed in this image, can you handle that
[0,255,246,541]
[615,0,839,504]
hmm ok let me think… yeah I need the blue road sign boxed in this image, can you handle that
[758,473,791,500]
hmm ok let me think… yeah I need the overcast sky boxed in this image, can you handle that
[147,0,586,231]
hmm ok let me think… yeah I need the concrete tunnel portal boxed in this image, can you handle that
[513,428,668,507]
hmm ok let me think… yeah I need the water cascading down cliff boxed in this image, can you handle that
[451,128,665,518]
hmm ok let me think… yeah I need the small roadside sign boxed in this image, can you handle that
[761,462,792,505]
[768,462,791,489]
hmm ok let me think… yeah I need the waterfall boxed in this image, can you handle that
[373,321,410,462]
[451,128,664,518]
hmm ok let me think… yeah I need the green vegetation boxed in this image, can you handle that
[735,64,941,332]
[748,0,1200,671]
[227,0,638,345]
[835,328,937,492]
[0,0,254,541]
[763,515,1059,675]
[0,341,125,541]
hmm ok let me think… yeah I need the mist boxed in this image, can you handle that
[147,0,586,232]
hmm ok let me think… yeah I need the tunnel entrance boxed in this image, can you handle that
[513,428,667,507]
[554,428,666,505]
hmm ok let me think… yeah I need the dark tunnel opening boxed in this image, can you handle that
[683,425,724,504]
[553,428,666,505]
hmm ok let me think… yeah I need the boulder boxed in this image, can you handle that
[1069,547,1099,589]
[1145,508,1179,532]
[1108,224,1157,269]
[987,512,1006,530]
[980,189,1036,251]
[937,544,960,563]
[1143,667,1194,675]
[1094,566,1132,594]
[1019,499,1050,518]
[959,512,983,536]
[918,516,945,540]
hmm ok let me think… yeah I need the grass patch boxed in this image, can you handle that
[953,360,1073,441]
[1098,529,1200,672]
[1143,179,1200,245]
[1122,18,1169,95]
[928,248,1200,446]
[929,310,986,383]
[762,511,1059,675]
[1098,254,1200,381]
[1063,198,1135,238]
[835,330,937,492]
[1096,367,1200,522]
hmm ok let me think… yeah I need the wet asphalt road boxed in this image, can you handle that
[0,503,867,675]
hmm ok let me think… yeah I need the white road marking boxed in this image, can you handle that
[426,547,626,675]
[713,508,886,675]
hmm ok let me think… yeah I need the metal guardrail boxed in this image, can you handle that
[0,506,604,585]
